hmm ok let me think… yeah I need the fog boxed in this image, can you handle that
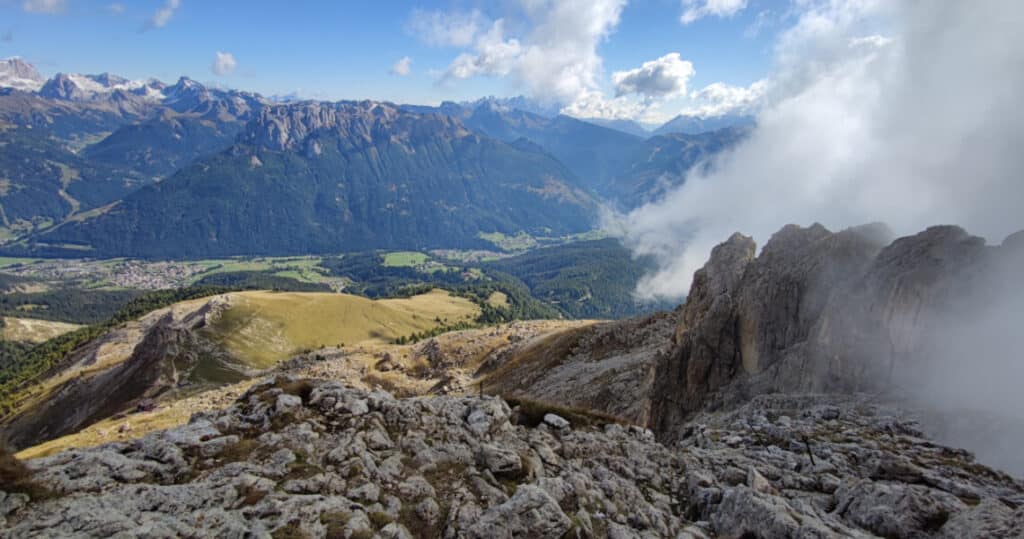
[618,0,1024,474]
[896,243,1024,475]
[621,0,1024,300]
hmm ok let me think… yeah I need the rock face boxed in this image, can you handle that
[649,223,1024,457]
[3,379,1021,537]
[240,101,472,152]
[484,311,679,425]
[650,223,891,434]
[0,297,234,450]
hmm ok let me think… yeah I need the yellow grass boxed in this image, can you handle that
[2,317,82,343]
[204,289,479,367]
[486,291,509,309]
[16,379,260,460]
[16,405,192,460]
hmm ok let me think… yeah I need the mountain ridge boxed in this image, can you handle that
[28,101,599,258]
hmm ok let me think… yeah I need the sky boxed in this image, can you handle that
[619,0,1024,299]
[0,0,791,123]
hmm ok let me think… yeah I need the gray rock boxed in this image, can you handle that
[543,413,570,430]
[4,381,1021,539]
[415,497,441,525]
[467,485,571,539]
[478,444,523,479]
[275,393,302,415]
[835,479,966,538]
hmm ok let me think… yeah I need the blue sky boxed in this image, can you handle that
[0,0,790,121]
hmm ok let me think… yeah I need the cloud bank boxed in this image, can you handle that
[622,0,1024,300]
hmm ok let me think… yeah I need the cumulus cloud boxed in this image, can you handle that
[444,20,522,79]
[210,51,236,76]
[680,0,747,25]
[390,56,412,76]
[621,0,1024,300]
[561,90,645,120]
[22,0,65,14]
[142,0,180,31]
[681,79,767,117]
[407,8,486,47]
[612,52,695,101]
[420,0,625,111]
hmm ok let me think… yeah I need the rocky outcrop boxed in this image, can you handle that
[0,298,233,450]
[650,223,892,434]
[649,223,1024,474]
[483,311,679,425]
[3,379,1020,537]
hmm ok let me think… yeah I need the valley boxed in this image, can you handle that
[1,5,1023,534]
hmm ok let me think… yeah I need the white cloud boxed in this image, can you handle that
[143,0,180,31]
[848,34,892,48]
[681,79,768,117]
[622,0,1024,303]
[407,9,486,47]
[107,2,124,15]
[210,51,236,76]
[444,20,522,79]
[22,0,66,14]
[612,52,695,101]
[561,89,645,120]
[422,0,626,111]
[680,0,747,25]
[390,56,412,76]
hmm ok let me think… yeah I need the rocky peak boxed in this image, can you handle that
[87,72,129,88]
[240,100,473,152]
[0,57,44,92]
[37,73,83,100]
[649,222,1022,441]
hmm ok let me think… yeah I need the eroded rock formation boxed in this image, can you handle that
[649,223,1024,474]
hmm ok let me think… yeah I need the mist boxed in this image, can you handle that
[621,0,1024,300]
[616,0,1024,474]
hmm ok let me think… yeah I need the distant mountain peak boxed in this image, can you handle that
[0,57,45,92]
[461,95,563,118]
[653,113,755,136]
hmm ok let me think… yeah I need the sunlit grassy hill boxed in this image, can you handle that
[204,290,479,367]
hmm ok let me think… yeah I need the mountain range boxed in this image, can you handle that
[0,58,749,258]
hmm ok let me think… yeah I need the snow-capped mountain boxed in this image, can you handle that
[0,59,268,117]
[38,72,166,103]
[0,57,45,92]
